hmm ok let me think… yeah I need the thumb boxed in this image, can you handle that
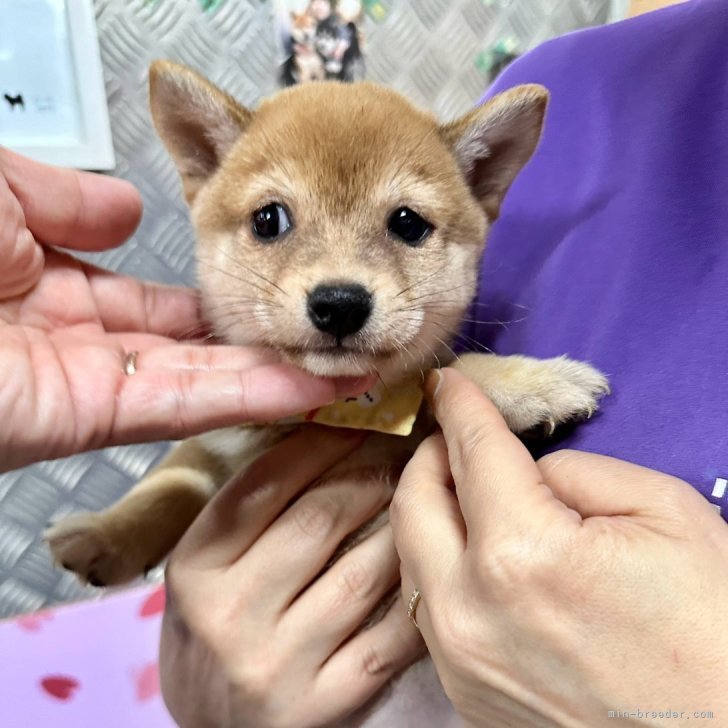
[538,450,720,526]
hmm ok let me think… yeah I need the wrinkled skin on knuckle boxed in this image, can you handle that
[167,370,198,434]
[335,559,378,609]
[232,370,255,420]
[292,493,340,541]
[360,641,394,678]
[470,538,545,604]
[179,343,206,369]
[227,649,299,718]
[231,660,277,702]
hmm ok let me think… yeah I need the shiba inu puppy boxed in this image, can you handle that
[47,63,608,592]
[289,12,326,83]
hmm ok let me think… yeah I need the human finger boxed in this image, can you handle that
[116,340,374,397]
[389,432,464,598]
[538,449,722,525]
[113,359,374,445]
[285,525,401,665]
[84,262,207,338]
[247,476,393,615]
[0,147,142,250]
[427,368,569,536]
[0,172,44,297]
[125,343,280,373]
[175,427,365,568]
[315,595,425,721]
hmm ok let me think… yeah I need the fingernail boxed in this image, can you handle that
[425,369,444,402]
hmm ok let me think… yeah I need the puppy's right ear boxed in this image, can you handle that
[440,84,548,221]
[149,60,254,204]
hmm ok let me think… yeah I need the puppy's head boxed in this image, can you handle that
[149,62,547,381]
[290,12,317,45]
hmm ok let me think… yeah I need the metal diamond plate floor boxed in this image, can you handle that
[0,0,610,618]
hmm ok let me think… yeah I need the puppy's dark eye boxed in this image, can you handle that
[252,203,292,241]
[387,207,432,246]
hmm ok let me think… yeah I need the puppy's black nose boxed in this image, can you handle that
[307,284,372,341]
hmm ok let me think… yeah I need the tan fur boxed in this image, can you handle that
[47,65,608,601]
[189,79,488,380]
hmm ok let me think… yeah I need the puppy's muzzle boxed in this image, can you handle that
[307,283,372,342]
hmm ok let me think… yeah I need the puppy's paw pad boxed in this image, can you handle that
[45,514,130,587]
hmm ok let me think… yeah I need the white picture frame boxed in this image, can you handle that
[0,0,115,170]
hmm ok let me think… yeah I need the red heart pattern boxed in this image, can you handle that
[134,662,160,702]
[40,675,80,701]
[139,586,166,618]
[16,612,54,632]
[13,586,169,720]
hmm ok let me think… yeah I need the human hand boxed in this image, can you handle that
[0,149,368,471]
[391,368,728,728]
[160,427,423,728]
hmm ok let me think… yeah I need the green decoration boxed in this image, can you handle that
[475,36,520,79]
[362,0,387,22]
[199,0,225,11]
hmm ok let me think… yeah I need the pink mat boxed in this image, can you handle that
[0,585,175,727]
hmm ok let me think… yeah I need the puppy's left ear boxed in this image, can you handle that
[440,84,548,220]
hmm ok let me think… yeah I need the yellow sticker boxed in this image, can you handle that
[280,379,424,436]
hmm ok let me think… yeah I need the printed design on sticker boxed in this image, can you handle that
[305,380,423,435]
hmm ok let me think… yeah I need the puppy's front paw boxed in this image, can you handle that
[45,513,144,587]
[502,356,609,434]
[453,353,609,435]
